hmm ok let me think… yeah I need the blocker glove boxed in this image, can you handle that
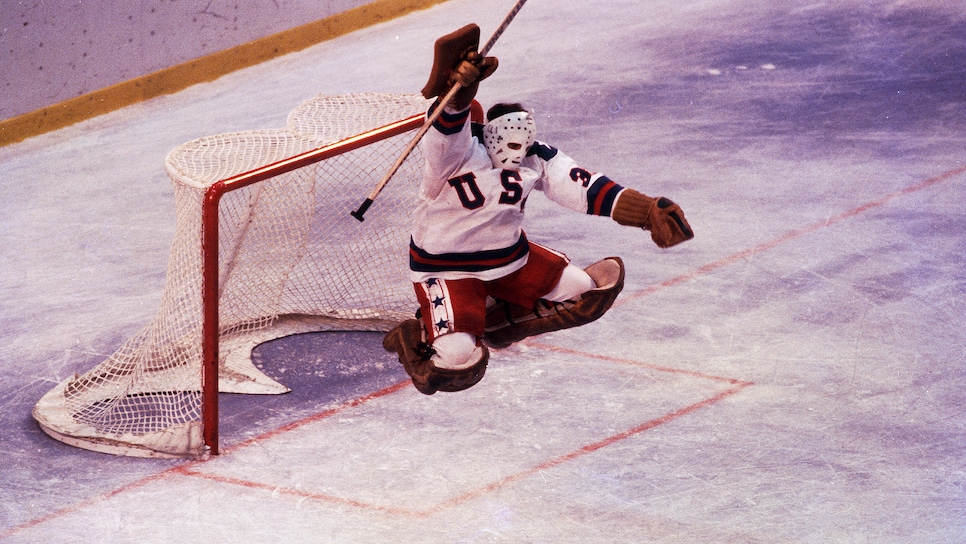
[449,51,498,109]
[611,189,694,248]
[421,24,498,111]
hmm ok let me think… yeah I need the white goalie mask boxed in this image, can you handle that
[483,110,536,170]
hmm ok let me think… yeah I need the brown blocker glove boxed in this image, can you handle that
[611,189,694,248]
[421,24,498,111]
[448,51,498,109]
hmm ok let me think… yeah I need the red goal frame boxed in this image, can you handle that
[199,114,424,454]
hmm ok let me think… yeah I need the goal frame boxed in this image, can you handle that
[199,113,424,455]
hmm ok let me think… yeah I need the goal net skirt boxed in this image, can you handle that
[33,93,430,458]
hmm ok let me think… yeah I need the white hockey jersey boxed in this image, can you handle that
[410,103,625,282]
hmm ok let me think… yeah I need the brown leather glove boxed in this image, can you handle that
[611,189,694,248]
[421,25,497,111]
[449,50,498,110]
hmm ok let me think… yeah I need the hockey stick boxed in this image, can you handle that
[351,0,529,221]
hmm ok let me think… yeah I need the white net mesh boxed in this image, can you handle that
[33,93,430,457]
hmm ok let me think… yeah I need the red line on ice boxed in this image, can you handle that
[616,164,966,306]
[422,383,752,516]
[219,380,410,455]
[526,341,754,386]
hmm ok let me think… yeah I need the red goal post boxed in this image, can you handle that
[33,93,429,458]
[201,113,423,454]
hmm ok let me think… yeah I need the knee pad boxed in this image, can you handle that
[431,332,480,370]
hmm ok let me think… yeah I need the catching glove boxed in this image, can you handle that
[612,189,694,248]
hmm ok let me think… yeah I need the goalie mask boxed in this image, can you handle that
[483,110,536,170]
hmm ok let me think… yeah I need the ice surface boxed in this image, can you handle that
[1,0,964,542]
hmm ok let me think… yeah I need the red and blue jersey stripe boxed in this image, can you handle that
[586,176,623,217]
[429,102,470,135]
[410,233,530,273]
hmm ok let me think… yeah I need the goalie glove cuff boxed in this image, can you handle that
[611,188,656,228]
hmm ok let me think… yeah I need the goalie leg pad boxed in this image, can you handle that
[383,318,437,395]
[383,319,489,395]
[483,257,625,349]
[432,346,489,393]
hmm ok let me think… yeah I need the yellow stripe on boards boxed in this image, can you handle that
[0,0,450,147]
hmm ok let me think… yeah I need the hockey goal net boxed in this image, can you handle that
[33,92,430,458]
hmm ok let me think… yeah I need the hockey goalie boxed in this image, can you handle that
[383,24,694,395]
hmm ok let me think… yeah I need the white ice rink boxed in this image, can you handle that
[2,0,965,542]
